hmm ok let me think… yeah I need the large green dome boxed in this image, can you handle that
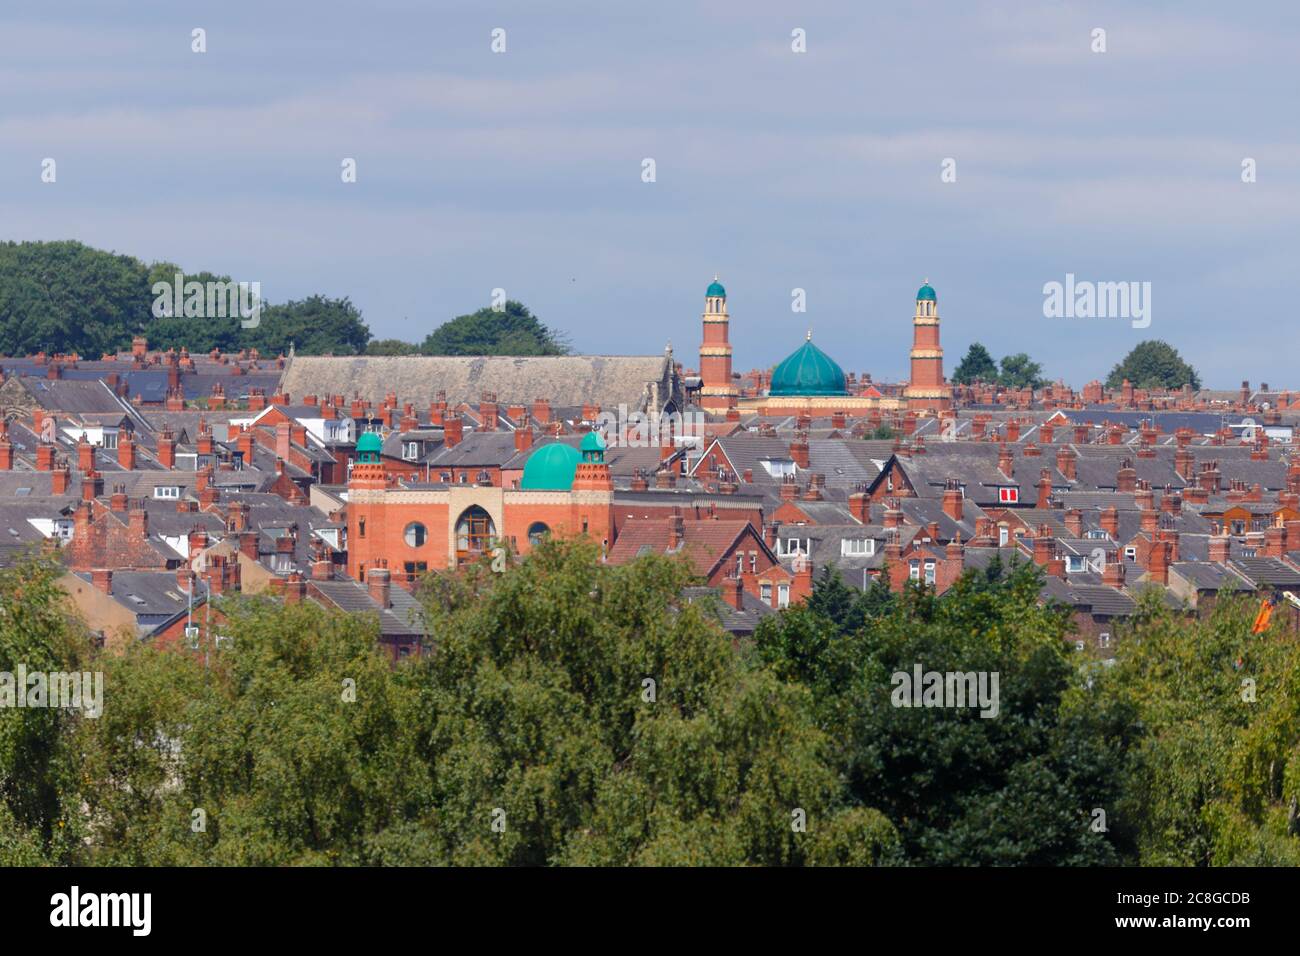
[706,278,726,298]
[916,282,936,301]
[520,442,581,490]
[356,432,383,454]
[769,334,848,396]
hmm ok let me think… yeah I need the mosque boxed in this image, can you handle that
[697,277,951,416]
[345,275,952,579]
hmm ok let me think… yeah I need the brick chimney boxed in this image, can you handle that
[110,484,128,512]
[1036,469,1053,509]
[443,417,463,448]
[1115,459,1137,494]
[368,566,391,609]
[1266,525,1286,558]
[128,499,148,539]
[780,475,798,501]
[1032,525,1055,566]
[1100,506,1118,539]
[801,473,825,501]
[668,512,685,550]
[789,432,810,469]
[1208,535,1230,563]
[36,443,55,471]
[1064,509,1083,537]
[723,574,744,611]
[1073,424,1090,444]
[91,568,113,594]
[942,478,963,522]
[532,397,551,425]
[51,462,70,495]
[514,426,534,453]
[883,501,903,530]
[1147,539,1170,584]
[276,422,292,462]
[1055,445,1076,481]
[997,443,1013,478]
[81,470,103,501]
[76,435,95,472]
[1102,550,1125,588]
[157,429,176,469]
[118,431,136,470]
[849,486,871,524]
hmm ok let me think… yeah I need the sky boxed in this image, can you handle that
[2,1,1297,389]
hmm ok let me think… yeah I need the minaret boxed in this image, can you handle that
[699,276,737,413]
[904,280,951,412]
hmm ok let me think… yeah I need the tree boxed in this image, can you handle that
[0,242,375,357]
[0,240,152,356]
[421,301,567,356]
[952,343,999,385]
[998,353,1046,390]
[366,337,423,356]
[754,559,1127,865]
[1105,340,1201,391]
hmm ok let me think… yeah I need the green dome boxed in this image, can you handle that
[579,430,606,461]
[356,432,383,453]
[769,334,848,397]
[706,278,726,298]
[916,282,937,301]
[520,442,581,490]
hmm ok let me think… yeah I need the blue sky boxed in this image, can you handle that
[2,1,1297,387]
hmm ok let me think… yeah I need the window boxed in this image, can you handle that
[924,561,936,585]
[1099,632,1111,649]
[749,551,757,573]
[402,441,420,461]
[527,522,550,547]
[358,517,366,538]
[736,554,744,575]
[404,522,427,548]
[760,583,772,603]
[455,506,496,555]
[909,560,921,581]
[777,584,790,608]
[841,538,874,556]
[154,485,180,499]
[102,431,118,450]
[403,561,428,577]
[1124,546,1136,561]
[999,527,1009,546]
[1066,556,1085,573]
[998,487,1019,504]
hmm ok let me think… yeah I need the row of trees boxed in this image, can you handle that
[3,540,1297,866]
[0,241,567,358]
[951,340,1201,392]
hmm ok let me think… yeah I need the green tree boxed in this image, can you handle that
[422,301,567,356]
[366,337,423,356]
[998,353,1046,390]
[1105,340,1201,391]
[0,240,152,356]
[952,342,999,385]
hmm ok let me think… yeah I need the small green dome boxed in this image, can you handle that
[356,432,383,453]
[579,430,606,461]
[706,278,726,298]
[769,334,848,397]
[916,282,937,301]
[520,443,582,490]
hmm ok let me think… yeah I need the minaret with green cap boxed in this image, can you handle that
[904,279,952,412]
[699,275,737,413]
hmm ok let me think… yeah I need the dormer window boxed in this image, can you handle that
[154,485,180,499]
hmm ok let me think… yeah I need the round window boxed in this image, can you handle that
[404,522,427,548]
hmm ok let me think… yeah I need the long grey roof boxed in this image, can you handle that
[278,354,675,411]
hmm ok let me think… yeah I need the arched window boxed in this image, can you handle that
[527,522,550,547]
[404,521,427,548]
[455,506,496,556]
